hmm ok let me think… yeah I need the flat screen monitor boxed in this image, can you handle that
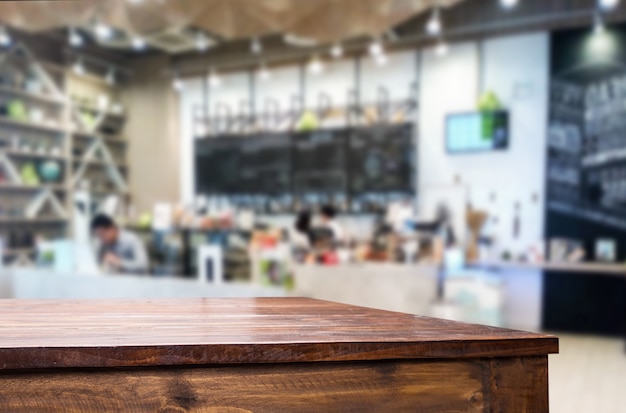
[446,111,509,154]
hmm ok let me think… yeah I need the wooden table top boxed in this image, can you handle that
[0,298,558,370]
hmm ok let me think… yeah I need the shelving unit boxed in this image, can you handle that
[0,43,69,265]
[68,67,130,205]
[0,42,131,266]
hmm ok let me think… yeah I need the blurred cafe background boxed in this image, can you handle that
[0,1,625,411]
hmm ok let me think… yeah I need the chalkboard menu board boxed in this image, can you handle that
[239,134,291,195]
[547,26,626,233]
[195,137,242,194]
[292,129,348,194]
[194,125,416,211]
[349,124,414,194]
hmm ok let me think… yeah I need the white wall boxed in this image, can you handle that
[419,33,549,256]
[307,59,354,108]
[255,66,300,113]
[210,71,250,114]
[179,77,204,205]
[179,32,549,255]
[360,50,418,103]
[480,33,549,254]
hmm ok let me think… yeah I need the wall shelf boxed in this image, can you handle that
[72,131,127,145]
[67,69,120,89]
[3,149,67,161]
[72,157,128,168]
[0,115,67,135]
[0,183,66,192]
[90,189,130,196]
[73,103,126,120]
[0,84,67,107]
[0,217,68,225]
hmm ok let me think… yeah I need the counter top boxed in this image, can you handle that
[471,260,626,276]
[0,297,558,370]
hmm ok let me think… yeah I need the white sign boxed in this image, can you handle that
[152,203,173,231]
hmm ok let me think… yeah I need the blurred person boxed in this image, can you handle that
[294,210,337,264]
[294,210,314,248]
[434,204,456,248]
[320,205,345,242]
[91,214,149,274]
[412,203,457,264]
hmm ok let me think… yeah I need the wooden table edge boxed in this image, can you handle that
[0,336,558,371]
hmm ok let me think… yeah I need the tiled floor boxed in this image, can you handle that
[550,334,626,413]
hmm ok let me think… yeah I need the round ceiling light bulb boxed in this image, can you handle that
[94,22,113,40]
[258,66,272,81]
[0,25,12,47]
[172,77,185,92]
[209,71,221,88]
[501,0,519,9]
[132,36,146,51]
[599,0,620,10]
[195,33,210,52]
[435,41,449,57]
[308,57,324,74]
[69,28,83,47]
[369,40,383,56]
[330,43,343,58]
[426,9,442,36]
[251,37,262,54]
[73,59,86,76]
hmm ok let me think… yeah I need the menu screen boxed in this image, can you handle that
[446,112,509,153]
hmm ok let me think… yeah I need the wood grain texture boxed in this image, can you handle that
[490,356,549,412]
[0,298,558,369]
[0,357,549,413]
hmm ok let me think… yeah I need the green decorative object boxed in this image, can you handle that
[481,112,497,142]
[39,160,62,183]
[296,110,319,132]
[39,250,55,265]
[477,90,502,112]
[8,100,28,121]
[259,259,293,287]
[20,162,40,185]
[138,213,152,228]
[81,111,97,129]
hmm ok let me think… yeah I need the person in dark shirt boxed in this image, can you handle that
[294,210,336,264]
[91,214,149,274]
[320,205,345,242]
